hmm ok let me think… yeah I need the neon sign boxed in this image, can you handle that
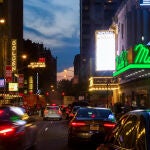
[116,50,128,71]
[11,39,17,72]
[134,44,150,63]
[113,44,150,77]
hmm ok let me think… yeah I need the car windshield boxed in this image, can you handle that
[76,108,112,119]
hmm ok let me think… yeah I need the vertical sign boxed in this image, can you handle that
[5,65,12,83]
[11,39,17,72]
[18,74,24,88]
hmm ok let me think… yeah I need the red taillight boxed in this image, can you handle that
[58,110,62,114]
[0,125,15,136]
[103,123,116,128]
[71,122,86,127]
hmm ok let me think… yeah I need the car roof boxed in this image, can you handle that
[79,106,111,111]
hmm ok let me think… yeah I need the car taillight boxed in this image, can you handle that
[0,125,15,136]
[58,110,62,114]
[103,123,116,128]
[71,122,86,127]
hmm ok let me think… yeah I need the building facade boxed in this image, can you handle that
[113,0,150,107]
[79,0,123,105]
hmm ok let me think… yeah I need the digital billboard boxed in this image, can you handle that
[140,0,150,6]
[8,83,18,91]
[95,30,115,71]
[0,79,5,88]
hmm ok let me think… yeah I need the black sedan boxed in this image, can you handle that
[96,109,150,150]
[0,105,37,150]
[68,107,116,146]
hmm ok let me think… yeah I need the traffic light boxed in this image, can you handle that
[46,92,49,96]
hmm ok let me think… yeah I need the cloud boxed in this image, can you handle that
[23,0,80,72]
[57,66,74,81]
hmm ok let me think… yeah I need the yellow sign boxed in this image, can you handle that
[28,62,46,68]
[11,39,17,72]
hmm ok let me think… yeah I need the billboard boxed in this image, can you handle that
[95,30,115,71]
[8,83,18,91]
[140,0,150,6]
[0,79,5,88]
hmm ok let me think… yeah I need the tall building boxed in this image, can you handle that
[0,0,23,77]
[80,0,122,83]
[79,0,123,103]
[0,0,23,104]
[112,0,150,107]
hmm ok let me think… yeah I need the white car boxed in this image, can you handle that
[43,105,62,120]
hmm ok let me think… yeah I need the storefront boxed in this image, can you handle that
[113,43,150,107]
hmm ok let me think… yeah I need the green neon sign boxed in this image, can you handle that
[116,50,128,71]
[113,44,150,77]
[134,44,150,63]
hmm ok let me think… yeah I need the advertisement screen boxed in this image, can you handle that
[8,83,18,91]
[140,0,150,6]
[95,30,115,71]
[0,79,5,88]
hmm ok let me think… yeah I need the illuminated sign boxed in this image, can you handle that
[8,83,18,91]
[116,51,128,71]
[0,79,5,88]
[28,62,46,68]
[5,65,12,82]
[28,58,46,69]
[95,30,115,71]
[113,44,150,77]
[140,0,150,6]
[11,39,17,72]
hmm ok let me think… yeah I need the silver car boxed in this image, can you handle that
[43,105,62,120]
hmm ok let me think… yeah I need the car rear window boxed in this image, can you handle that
[46,106,59,110]
[77,108,112,119]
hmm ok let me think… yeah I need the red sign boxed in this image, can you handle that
[5,65,12,82]
[18,74,24,88]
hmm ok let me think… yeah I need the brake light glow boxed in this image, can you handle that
[0,110,4,115]
[71,122,86,127]
[103,123,116,128]
[0,126,15,136]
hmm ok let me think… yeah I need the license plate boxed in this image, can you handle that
[90,125,99,130]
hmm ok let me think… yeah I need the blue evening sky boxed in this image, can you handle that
[23,0,80,76]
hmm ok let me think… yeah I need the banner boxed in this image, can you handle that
[18,74,24,88]
[5,65,12,83]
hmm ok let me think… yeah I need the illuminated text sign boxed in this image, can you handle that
[11,39,17,72]
[113,44,150,77]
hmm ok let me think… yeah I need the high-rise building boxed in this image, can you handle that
[0,0,23,77]
[80,0,123,84]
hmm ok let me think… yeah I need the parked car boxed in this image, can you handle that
[96,109,150,150]
[0,105,37,150]
[43,105,62,120]
[68,107,116,146]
